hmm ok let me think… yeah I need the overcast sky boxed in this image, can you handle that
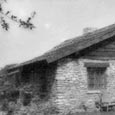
[0,0,115,67]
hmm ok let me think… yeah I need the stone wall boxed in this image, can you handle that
[51,57,115,113]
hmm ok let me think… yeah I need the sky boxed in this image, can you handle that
[1,0,115,67]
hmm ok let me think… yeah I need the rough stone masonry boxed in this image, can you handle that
[51,57,115,113]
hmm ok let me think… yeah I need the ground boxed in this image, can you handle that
[68,112,115,115]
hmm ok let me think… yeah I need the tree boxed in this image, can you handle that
[0,0,36,31]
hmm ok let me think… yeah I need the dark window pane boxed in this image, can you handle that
[87,67,106,89]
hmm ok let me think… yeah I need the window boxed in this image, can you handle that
[87,67,107,90]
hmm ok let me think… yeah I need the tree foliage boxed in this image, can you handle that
[0,0,36,31]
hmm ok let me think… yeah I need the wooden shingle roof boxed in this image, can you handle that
[9,23,115,69]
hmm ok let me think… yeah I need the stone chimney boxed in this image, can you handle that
[83,27,97,35]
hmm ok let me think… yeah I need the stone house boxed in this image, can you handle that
[6,23,115,113]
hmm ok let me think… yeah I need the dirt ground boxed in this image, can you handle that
[66,111,115,115]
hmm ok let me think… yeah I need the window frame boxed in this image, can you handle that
[84,62,109,90]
